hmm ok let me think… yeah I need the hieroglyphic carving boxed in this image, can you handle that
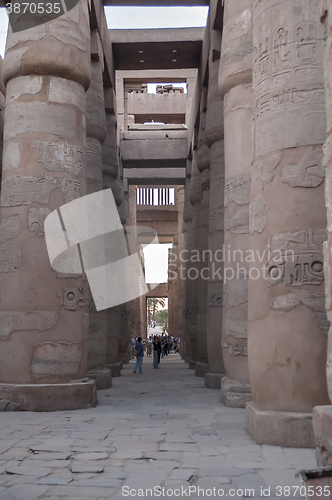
[49,21,86,51]
[34,139,85,176]
[282,147,325,187]
[222,9,252,45]
[253,0,326,157]
[225,175,251,206]
[224,176,251,234]
[267,228,327,286]
[222,337,248,357]
[57,287,86,311]
[270,289,328,336]
[28,208,52,237]
[1,175,80,207]
[256,150,283,192]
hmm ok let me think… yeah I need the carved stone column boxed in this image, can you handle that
[218,0,253,407]
[182,178,194,363]
[195,90,210,376]
[247,0,329,447]
[84,31,111,390]
[313,0,332,465]
[0,1,96,410]
[189,151,204,365]
[205,40,226,389]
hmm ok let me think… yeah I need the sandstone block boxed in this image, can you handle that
[31,342,82,381]
[87,368,112,390]
[195,362,209,377]
[205,373,225,389]
[105,363,122,377]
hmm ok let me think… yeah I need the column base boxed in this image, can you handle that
[205,373,225,389]
[221,377,252,408]
[87,368,112,390]
[0,380,97,412]
[246,401,315,447]
[188,360,196,369]
[119,353,130,364]
[105,363,122,377]
[313,405,332,466]
[182,354,191,362]
[195,362,210,377]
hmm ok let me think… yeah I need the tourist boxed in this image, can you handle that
[133,337,144,373]
[153,336,159,369]
[146,337,153,356]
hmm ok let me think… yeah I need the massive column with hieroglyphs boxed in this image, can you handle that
[195,88,210,375]
[0,1,97,410]
[313,0,332,466]
[182,175,194,363]
[205,30,225,388]
[247,0,329,447]
[218,0,253,407]
[85,30,112,390]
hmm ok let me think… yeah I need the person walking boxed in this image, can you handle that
[153,336,159,369]
[133,337,144,373]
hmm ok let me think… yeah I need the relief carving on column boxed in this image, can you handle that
[57,288,86,311]
[34,139,85,176]
[266,228,327,287]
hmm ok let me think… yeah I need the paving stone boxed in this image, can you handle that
[34,470,74,485]
[0,484,50,499]
[73,452,108,461]
[70,462,104,474]
[6,464,52,476]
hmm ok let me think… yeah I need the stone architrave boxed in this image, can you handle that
[0,1,96,410]
[247,0,329,447]
[218,0,253,407]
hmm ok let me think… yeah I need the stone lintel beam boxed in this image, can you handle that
[123,168,186,185]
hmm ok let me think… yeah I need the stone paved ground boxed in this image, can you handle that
[0,356,315,500]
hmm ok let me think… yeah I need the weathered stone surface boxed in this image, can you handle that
[313,406,332,467]
[6,76,42,102]
[49,21,87,51]
[188,360,195,369]
[249,195,266,234]
[1,175,81,207]
[266,229,326,287]
[28,207,51,236]
[256,151,283,192]
[48,77,85,111]
[221,377,252,408]
[87,368,112,390]
[270,290,328,336]
[224,175,251,207]
[0,379,97,411]
[4,103,76,141]
[70,463,104,474]
[0,215,20,243]
[2,47,28,84]
[0,242,21,273]
[195,362,209,378]
[205,372,224,389]
[34,139,85,176]
[6,24,46,51]
[282,148,325,188]
[223,309,248,342]
[57,287,86,311]
[105,363,122,377]
[73,452,108,461]
[31,342,82,381]
[246,401,315,448]
[3,142,20,171]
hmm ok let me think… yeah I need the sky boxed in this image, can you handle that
[0,6,209,57]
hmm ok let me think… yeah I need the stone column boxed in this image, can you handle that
[313,0,332,465]
[102,89,125,378]
[182,178,194,363]
[218,0,253,407]
[0,1,96,410]
[247,0,329,447]
[189,151,204,365]
[195,90,210,377]
[205,37,226,389]
[84,30,112,391]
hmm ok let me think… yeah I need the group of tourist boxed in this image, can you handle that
[131,334,181,373]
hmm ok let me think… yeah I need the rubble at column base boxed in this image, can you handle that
[87,368,112,390]
[221,377,252,408]
[0,380,97,412]
[246,401,315,448]
[205,372,225,389]
[188,360,196,369]
[313,405,332,466]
